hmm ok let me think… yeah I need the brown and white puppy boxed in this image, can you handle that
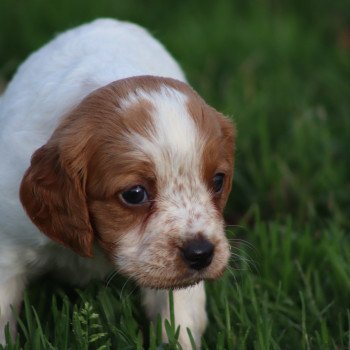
[0,19,235,348]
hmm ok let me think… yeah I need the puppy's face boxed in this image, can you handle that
[20,76,235,289]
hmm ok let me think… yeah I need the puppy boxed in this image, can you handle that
[0,19,235,348]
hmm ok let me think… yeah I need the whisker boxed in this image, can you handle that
[105,270,119,287]
[227,240,260,274]
[225,266,242,292]
[120,277,132,299]
[125,283,138,299]
[229,252,259,274]
[227,238,258,253]
[229,244,258,258]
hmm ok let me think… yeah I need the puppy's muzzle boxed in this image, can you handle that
[181,237,214,270]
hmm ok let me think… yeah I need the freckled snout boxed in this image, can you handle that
[181,238,214,270]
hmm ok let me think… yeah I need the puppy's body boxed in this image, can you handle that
[0,19,234,348]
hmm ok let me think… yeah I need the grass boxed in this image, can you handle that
[0,0,350,348]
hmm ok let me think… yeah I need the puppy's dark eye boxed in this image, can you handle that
[213,173,225,193]
[120,185,148,205]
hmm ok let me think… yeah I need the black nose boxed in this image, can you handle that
[182,238,214,270]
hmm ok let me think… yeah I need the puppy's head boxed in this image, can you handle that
[20,76,235,289]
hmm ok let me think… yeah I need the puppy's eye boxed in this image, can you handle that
[213,173,225,193]
[120,185,149,205]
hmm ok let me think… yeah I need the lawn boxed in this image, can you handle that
[0,0,350,349]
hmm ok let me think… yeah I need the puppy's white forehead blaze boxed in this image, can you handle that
[120,85,203,177]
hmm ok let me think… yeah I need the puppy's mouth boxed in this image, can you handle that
[115,244,229,289]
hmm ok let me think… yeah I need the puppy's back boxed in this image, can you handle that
[0,18,185,144]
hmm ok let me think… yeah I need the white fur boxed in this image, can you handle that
[0,275,25,344]
[0,19,209,348]
[143,282,207,347]
[122,86,201,175]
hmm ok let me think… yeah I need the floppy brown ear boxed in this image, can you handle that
[20,142,94,257]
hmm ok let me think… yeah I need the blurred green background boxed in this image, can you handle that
[1,1,350,349]
[1,0,350,226]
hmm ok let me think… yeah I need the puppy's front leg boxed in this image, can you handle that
[142,282,207,349]
[0,275,25,345]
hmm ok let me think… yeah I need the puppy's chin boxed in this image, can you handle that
[134,266,228,290]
